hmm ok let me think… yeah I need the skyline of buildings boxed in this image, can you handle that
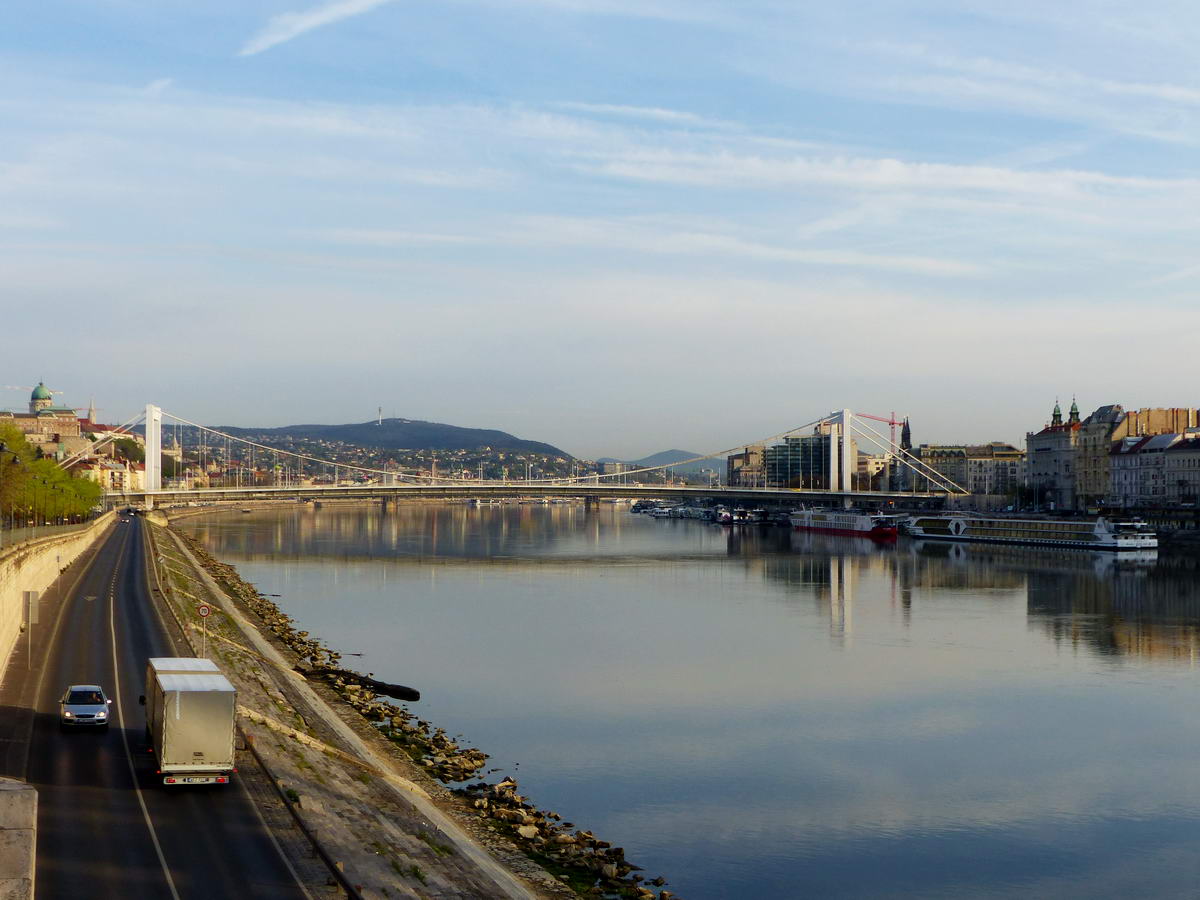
[11,379,1200,510]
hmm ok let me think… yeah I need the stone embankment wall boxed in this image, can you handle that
[0,779,36,899]
[0,513,114,670]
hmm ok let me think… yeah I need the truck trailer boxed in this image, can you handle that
[141,657,237,786]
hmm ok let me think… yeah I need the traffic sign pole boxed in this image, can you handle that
[197,604,211,657]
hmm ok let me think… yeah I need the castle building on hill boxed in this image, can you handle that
[0,382,87,459]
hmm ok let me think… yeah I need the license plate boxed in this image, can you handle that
[178,776,216,784]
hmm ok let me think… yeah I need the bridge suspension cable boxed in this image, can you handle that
[56,409,149,471]
[845,416,968,495]
[549,416,834,484]
[63,405,967,497]
[159,412,461,484]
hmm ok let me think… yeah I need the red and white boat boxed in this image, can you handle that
[789,508,899,540]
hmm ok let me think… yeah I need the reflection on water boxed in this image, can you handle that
[183,504,1200,899]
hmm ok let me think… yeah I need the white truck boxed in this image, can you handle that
[141,657,237,786]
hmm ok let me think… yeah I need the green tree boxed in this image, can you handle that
[0,423,32,525]
[0,426,103,527]
[112,438,145,464]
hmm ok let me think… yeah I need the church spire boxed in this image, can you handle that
[1051,399,1062,427]
[1068,396,1080,425]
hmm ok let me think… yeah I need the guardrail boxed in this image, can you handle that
[0,520,98,555]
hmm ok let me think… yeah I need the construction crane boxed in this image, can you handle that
[856,411,905,448]
[3,384,64,394]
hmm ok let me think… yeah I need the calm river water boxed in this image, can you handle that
[181,503,1200,899]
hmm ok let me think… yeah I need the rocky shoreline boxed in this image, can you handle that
[170,524,679,900]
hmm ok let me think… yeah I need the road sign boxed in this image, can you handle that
[23,591,38,626]
[197,604,211,618]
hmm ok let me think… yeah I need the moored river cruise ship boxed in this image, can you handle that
[903,515,1158,550]
[789,509,900,540]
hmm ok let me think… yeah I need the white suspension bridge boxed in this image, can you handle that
[68,405,967,508]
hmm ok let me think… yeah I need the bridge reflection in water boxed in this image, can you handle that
[183,501,1197,665]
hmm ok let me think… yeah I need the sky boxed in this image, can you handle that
[2,1,1199,459]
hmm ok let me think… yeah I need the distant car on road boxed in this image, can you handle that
[59,685,111,731]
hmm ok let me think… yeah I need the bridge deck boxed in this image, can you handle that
[112,483,948,507]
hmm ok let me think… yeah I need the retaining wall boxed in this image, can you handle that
[0,779,36,899]
[0,513,115,671]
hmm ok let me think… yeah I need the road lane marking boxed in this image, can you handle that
[110,552,182,900]
[17,523,123,781]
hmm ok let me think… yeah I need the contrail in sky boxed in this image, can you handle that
[239,0,399,57]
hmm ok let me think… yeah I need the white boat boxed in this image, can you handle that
[902,514,1157,550]
[789,509,899,540]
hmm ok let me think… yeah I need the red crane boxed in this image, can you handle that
[855,411,904,447]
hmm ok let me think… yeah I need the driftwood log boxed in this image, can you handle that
[297,665,420,701]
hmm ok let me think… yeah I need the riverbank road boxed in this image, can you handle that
[0,515,311,899]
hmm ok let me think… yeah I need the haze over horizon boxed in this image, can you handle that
[3,1,1198,458]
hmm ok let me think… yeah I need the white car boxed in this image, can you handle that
[59,684,112,731]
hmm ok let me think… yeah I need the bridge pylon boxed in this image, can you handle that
[145,404,162,493]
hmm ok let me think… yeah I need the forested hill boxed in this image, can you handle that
[597,449,711,473]
[215,419,570,457]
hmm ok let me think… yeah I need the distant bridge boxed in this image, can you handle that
[109,482,949,509]
[68,405,968,507]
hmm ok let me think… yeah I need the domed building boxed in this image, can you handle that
[0,381,85,458]
[29,382,54,414]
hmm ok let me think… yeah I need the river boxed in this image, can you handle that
[180,502,1200,899]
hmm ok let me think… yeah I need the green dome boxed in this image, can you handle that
[30,383,52,401]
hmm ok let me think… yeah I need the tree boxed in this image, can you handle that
[112,438,145,464]
[0,426,102,526]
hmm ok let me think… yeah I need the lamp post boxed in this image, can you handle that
[0,442,7,541]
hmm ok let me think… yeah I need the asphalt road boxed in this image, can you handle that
[0,516,310,899]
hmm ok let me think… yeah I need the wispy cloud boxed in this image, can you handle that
[508,215,985,276]
[142,78,174,97]
[582,148,1200,197]
[312,215,984,277]
[867,42,1200,144]
[554,101,736,130]
[239,0,399,57]
[315,227,478,246]
[0,213,60,230]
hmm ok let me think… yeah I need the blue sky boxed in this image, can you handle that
[2,1,1198,457]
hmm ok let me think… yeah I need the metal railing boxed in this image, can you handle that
[0,519,99,553]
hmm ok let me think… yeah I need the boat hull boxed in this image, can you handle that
[790,511,898,541]
[903,515,1157,551]
[903,533,1153,551]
